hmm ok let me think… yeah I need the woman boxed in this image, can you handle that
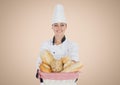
[36,4,80,85]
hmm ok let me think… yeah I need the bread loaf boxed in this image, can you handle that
[39,62,52,73]
[63,60,73,69]
[61,56,71,64]
[62,56,73,69]
[40,51,83,73]
[62,62,83,72]
[50,59,63,72]
[40,50,55,65]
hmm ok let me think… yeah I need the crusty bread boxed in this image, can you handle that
[40,50,55,65]
[62,62,83,72]
[50,59,63,72]
[40,51,83,73]
[62,56,73,69]
[39,62,52,73]
[61,56,71,64]
[63,60,73,69]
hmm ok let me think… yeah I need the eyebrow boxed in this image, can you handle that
[54,23,65,24]
[54,23,58,24]
[52,23,67,26]
[60,23,65,25]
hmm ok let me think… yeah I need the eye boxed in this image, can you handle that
[61,24,65,27]
[54,24,58,27]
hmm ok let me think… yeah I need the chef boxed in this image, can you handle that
[36,4,80,85]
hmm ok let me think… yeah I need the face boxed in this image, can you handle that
[52,23,67,37]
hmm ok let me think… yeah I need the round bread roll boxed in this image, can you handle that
[50,59,63,72]
[39,62,51,73]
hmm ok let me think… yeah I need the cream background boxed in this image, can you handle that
[0,0,120,85]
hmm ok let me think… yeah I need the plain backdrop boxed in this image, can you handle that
[0,0,120,85]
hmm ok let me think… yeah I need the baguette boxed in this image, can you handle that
[63,60,73,69]
[62,62,83,72]
[61,56,71,64]
[40,50,55,65]
[62,56,73,69]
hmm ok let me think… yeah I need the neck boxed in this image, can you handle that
[54,35,64,45]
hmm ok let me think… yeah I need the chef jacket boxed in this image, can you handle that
[36,36,80,70]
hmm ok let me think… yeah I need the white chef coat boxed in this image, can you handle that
[43,79,77,85]
[36,38,80,70]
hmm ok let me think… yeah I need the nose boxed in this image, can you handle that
[57,25,62,30]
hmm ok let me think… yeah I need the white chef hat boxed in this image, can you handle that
[52,4,67,24]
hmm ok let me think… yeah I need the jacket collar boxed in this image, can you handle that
[52,35,66,45]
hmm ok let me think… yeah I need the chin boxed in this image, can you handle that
[55,34,64,36]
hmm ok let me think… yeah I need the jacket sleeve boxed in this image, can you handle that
[69,42,80,62]
[36,56,41,70]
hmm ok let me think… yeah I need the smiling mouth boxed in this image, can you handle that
[56,30,63,33]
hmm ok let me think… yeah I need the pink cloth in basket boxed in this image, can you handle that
[40,72,80,80]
